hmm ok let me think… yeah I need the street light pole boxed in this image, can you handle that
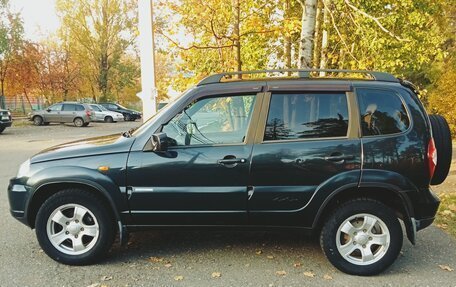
[137,0,157,121]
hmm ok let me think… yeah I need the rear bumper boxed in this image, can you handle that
[404,187,440,231]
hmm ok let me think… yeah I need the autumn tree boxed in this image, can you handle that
[0,0,23,108]
[56,0,138,102]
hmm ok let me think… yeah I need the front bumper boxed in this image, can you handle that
[8,177,31,226]
[0,121,12,128]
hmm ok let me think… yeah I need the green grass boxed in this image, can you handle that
[12,119,32,127]
[435,192,456,238]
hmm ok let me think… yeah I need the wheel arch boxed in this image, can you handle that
[27,181,122,229]
[312,185,416,244]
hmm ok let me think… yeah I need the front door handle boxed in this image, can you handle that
[218,158,247,165]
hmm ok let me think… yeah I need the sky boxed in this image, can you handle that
[10,0,60,41]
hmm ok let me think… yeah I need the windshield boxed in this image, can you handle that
[117,104,129,110]
[129,88,195,137]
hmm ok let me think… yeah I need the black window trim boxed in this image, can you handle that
[354,87,413,139]
[260,92,352,144]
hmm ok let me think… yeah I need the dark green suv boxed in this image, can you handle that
[8,70,451,275]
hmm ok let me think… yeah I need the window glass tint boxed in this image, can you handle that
[162,95,256,146]
[357,88,410,136]
[63,104,76,111]
[75,105,85,111]
[49,104,62,111]
[264,93,349,141]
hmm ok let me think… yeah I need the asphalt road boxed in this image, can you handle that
[0,122,455,287]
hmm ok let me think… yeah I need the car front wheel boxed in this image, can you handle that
[35,189,115,265]
[320,198,402,275]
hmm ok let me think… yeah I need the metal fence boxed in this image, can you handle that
[0,95,45,115]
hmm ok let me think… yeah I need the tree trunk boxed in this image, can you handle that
[319,0,330,75]
[99,52,109,101]
[232,0,242,77]
[284,0,292,75]
[298,0,318,68]
[313,0,323,68]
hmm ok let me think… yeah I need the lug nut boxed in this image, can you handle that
[354,232,357,235]
[75,220,79,223]
[369,237,372,240]
[75,235,78,238]
[363,229,367,233]
[362,244,366,248]
[80,227,84,231]
[353,241,357,245]
[66,222,69,225]
[65,231,69,235]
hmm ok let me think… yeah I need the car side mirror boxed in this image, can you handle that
[46,109,51,112]
[145,132,168,152]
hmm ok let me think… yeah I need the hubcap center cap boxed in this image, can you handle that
[354,233,369,245]
[67,222,81,235]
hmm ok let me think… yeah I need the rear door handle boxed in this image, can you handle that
[324,154,355,162]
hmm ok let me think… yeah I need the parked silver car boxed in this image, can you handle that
[89,104,124,123]
[28,102,92,127]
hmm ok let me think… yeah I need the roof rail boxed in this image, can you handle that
[197,69,398,86]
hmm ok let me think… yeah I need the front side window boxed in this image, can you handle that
[162,94,256,146]
[357,88,410,136]
[264,93,349,141]
[49,104,63,111]
[90,105,101,112]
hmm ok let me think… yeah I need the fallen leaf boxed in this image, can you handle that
[448,204,456,212]
[303,271,315,278]
[101,276,112,281]
[174,275,184,281]
[276,270,287,276]
[256,250,263,255]
[323,274,333,280]
[436,223,448,230]
[293,262,302,268]
[442,210,454,216]
[267,255,274,259]
[245,263,250,267]
[438,265,454,271]
[148,257,164,263]
[164,263,172,268]
[211,272,221,278]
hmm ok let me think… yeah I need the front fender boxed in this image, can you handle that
[25,166,128,225]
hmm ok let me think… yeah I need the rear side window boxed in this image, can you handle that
[264,93,349,141]
[357,88,410,136]
[62,104,76,111]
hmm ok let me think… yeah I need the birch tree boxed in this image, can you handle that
[298,0,318,68]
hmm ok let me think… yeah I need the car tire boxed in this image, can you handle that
[104,116,113,123]
[43,122,50,126]
[429,114,452,185]
[320,198,402,276]
[0,126,5,134]
[33,116,43,126]
[83,122,90,127]
[73,118,84,127]
[35,189,115,265]
[124,114,131,121]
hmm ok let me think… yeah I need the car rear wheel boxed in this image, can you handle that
[0,126,5,133]
[73,118,84,127]
[35,189,115,265]
[104,116,113,123]
[33,116,43,126]
[320,198,402,275]
[429,114,452,185]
